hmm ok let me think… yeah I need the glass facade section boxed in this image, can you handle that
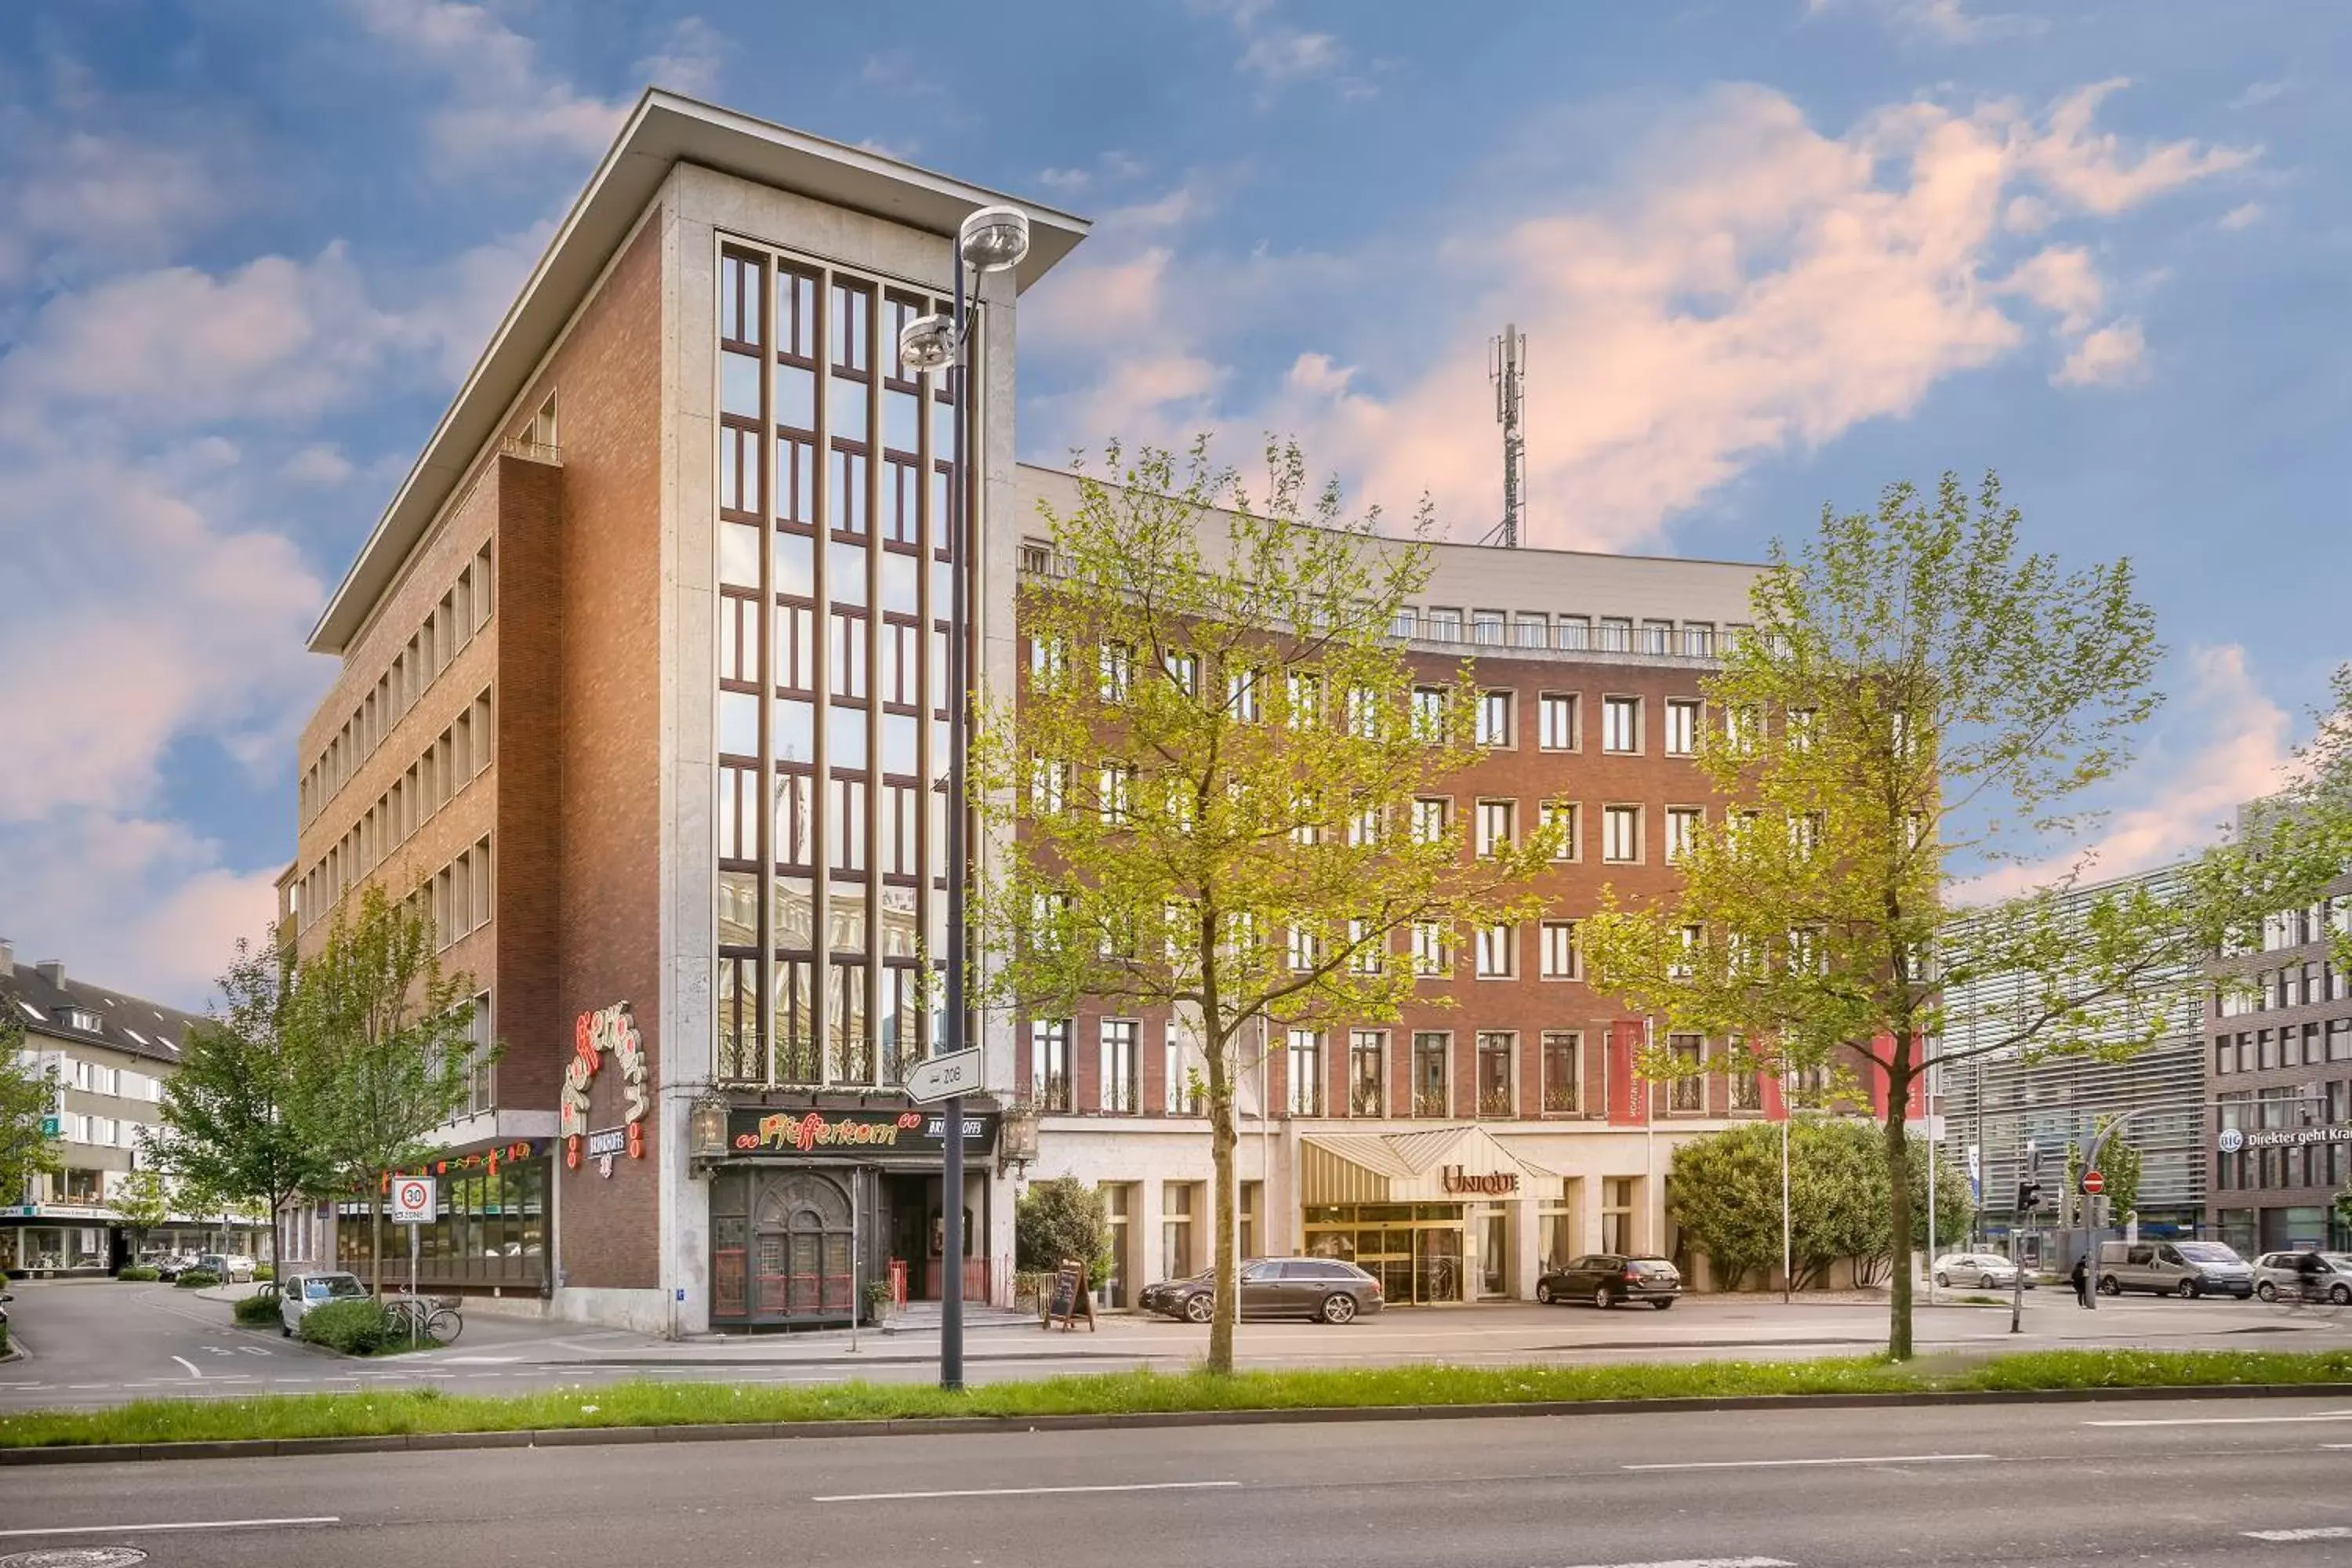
[714,246,971,1087]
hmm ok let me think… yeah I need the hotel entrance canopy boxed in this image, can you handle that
[1299,1126,1555,1206]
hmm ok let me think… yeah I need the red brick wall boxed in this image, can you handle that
[492,456,563,1113]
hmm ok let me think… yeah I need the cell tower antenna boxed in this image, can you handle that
[1489,324,1526,548]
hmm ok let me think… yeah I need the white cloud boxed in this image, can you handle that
[2053,319,2148,387]
[1958,645,2297,902]
[281,445,357,485]
[1192,0,1370,101]
[2219,201,2263,231]
[1807,0,2045,43]
[1025,79,2252,547]
[634,16,724,99]
[0,130,227,286]
[346,0,635,170]
[2231,80,2288,110]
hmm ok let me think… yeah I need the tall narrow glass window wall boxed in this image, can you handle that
[716,245,972,1089]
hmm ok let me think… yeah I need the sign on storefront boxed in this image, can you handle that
[561,1001,650,1172]
[724,1107,996,1159]
[2223,1123,2352,1151]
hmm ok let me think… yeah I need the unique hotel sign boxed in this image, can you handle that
[724,1107,996,1159]
[561,1001,650,1176]
[1439,1163,1520,1196]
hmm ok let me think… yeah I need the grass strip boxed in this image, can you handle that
[5,1348,2348,1450]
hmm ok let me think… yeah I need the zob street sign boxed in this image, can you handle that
[905,1047,983,1106]
[391,1177,437,1225]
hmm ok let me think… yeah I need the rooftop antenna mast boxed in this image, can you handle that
[1488,324,1526,548]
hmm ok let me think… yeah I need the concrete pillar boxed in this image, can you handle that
[1514,1193,1541,1299]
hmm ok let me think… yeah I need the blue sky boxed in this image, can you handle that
[0,0,2343,1004]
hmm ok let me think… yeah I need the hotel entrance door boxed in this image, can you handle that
[1303,1203,1466,1305]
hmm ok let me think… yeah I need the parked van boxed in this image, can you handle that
[2096,1240,2254,1298]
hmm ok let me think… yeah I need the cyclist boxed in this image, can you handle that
[2296,1247,2326,1301]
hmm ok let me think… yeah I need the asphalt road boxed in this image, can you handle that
[5,1277,2347,1410]
[5,1395,2351,1565]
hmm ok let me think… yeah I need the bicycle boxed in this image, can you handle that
[384,1290,465,1346]
[2264,1276,2349,1324]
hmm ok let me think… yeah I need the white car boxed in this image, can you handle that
[1933,1252,2020,1289]
[196,1252,256,1283]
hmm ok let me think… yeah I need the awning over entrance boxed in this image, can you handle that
[1299,1126,1555,1206]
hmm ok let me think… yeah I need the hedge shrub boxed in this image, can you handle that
[116,1265,161,1282]
[233,1291,282,1327]
[298,1298,393,1355]
[174,1269,220,1290]
[252,1264,274,1282]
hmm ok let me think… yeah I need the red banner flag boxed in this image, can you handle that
[1606,1018,1649,1126]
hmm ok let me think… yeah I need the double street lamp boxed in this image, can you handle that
[897,204,1030,1392]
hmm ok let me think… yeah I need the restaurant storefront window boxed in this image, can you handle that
[336,1152,550,1292]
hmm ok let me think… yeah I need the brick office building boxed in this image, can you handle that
[1011,474,1821,1308]
[280,92,1084,1331]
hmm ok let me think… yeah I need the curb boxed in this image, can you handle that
[5,1379,2351,1467]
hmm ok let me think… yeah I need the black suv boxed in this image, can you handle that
[1139,1257,1385,1324]
[1535,1254,1682,1309]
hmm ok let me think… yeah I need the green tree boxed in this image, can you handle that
[107,1167,171,1260]
[289,885,481,1296]
[1014,1175,1114,1285]
[2060,1116,2143,1227]
[1906,1138,1973,1257]
[979,439,1562,1372]
[1663,1123,1786,1290]
[1583,474,2342,1358]
[153,937,332,1279]
[0,1010,61,1205]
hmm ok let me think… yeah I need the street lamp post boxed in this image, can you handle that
[897,204,1030,1392]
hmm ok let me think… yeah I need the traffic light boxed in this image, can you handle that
[2016,1178,2044,1212]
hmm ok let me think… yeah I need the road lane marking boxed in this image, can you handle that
[814,1480,1242,1504]
[1554,1560,1795,1568]
[2243,1527,2352,1541]
[169,1356,201,1379]
[1623,1454,1993,1472]
[2085,1414,2352,1427]
[0,1517,341,1540]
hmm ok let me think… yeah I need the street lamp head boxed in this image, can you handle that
[896,312,962,373]
[957,205,1031,274]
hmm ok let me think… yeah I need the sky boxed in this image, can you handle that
[0,0,2345,1007]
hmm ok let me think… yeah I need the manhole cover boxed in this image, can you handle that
[0,1549,149,1567]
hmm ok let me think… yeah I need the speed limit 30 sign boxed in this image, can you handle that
[391,1177,437,1224]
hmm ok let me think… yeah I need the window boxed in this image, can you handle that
[1348,1030,1385,1116]
[1287,1029,1325,1116]
[1541,1032,1581,1113]
[1472,609,1505,646]
[1425,608,1463,643]
[1541,800,1577,860]
[1165,1023,1201,1114]
[1031,1020,1072,1112]
[1541,920,1581,980]
[1476,1032,1515,1116]
[1514,614,1548,648]
[1099,642,1133,703]
[1412,920,1451,977]
[1539,693,1578,750]
[1346,918,1382,975]
[1101,1020,1139,1113]
[1227,666,1261,721]
[1029,635,1067,682]
[1411,1033,1450,1116]
[1477,690,1513,746]
[1664,699,1698,757]
[1412,797,1451,846]
[1665,807,1701,863]
[1602,804,1641,862]
[1098,764,1131,826]
[1788,811,1822,858]
[1162,1183,1196,1278]
[1681,622,1715,658]
[1348,806,1381,847]
[1602,696,1640,753]
[1412,686,1447,741]
[1670,924,1702,979]
[1031,758,1067,815]
[1475,799,1515,858]
[1642,620,1673,655]
[1163,651,1199,695]
[1286,673,1321,729]
[1668,1034,1704,1112]
[1557,615,1592,651]
[1602,1177,1637,1254]
[1390,607,1417,639]
[1729,1045,1764,1112]
[1345,684,1380,739]
[1475,923,1515,978]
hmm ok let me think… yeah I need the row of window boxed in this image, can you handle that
[2212,960,2352,1018]
[60,1059,163,1102]
[46,1113,150,1152]
[1027,1022,1770,1120]
[302,542,494,827]
[2252,898,2352,954]
[1392,607,1748,659]
[295,689,494,931]
[429,838,495,953]
[2214,1081,2352,1192]
[2214,1019,2352,1074]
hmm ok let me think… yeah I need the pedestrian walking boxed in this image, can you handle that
[2069,1253,2090,1307]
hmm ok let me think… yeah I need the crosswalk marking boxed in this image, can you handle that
[2244,1526,2352,1542]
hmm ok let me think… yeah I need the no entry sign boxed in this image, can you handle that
[392,1177,437,1224]
[2081,1169,2105,1196]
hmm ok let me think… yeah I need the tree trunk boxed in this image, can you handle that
[1207,1094,1238,1374]
[1882,1094,1914,1360]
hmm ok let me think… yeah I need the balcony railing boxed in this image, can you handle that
[1102,1080,1138,1114]
[1541,1082,1581,1115]
[1412,1087,1450,1119]
[1348,1080,1385,1117]
[1036,1073,1073,1114]
[1476,1087,1515,1118]
[499,436,563,466]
